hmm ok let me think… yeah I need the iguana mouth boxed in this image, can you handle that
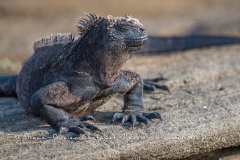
[125,36,148,47]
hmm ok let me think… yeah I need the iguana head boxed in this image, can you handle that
[107,15,148,52]
[77,13,148,53]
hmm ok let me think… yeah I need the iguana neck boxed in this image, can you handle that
[93,43,129,86]
[70,39,129,86]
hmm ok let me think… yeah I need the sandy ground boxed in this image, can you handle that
[1,0,240,159]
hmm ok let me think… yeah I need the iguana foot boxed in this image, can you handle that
[143,77,170,93]
[112,111,162,129]
[54,115,101,135]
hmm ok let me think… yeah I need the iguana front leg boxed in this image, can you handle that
[31,82,100,134]
[112,71,162,128]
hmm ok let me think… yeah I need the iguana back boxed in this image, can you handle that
[17,34,75,112]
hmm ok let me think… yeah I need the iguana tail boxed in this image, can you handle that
[138,35,240,53]
[0,75,18,97]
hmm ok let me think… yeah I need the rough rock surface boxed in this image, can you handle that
[1,44,240,159]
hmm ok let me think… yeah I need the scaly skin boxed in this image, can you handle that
[13,13,162,134]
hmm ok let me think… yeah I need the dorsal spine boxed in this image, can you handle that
[33,33,74,51]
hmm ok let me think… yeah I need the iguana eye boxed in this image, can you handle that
[119,26,129,32]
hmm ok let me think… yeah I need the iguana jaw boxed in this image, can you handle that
[124,36,148,52]
[125,36,148,47]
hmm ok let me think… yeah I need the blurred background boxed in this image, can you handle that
[0,0,240,73]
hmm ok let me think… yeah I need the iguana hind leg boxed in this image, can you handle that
[30,81,100,134]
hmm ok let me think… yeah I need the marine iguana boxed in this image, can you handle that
[0,13,164,134]
[1,13,240,133]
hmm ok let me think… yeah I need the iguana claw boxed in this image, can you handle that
[112,111,162,129]
[78,115,96,121]
[55,115,100,135]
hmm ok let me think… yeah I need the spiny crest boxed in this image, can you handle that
[77,13,105,37]
[33,33,74,50]
[106,14,143,29]
[123,15,141,25]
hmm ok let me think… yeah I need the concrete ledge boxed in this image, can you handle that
[1,45,240,159]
